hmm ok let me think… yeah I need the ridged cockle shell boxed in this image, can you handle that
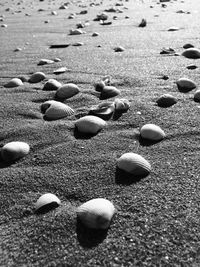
[43,79,62,91]
[75,115,107,134]
[56,83,80,99]
[29,72,46,83]
[1,141,30,162]
[140,124,165,141]
[4,78,23,88]
[35,193,61,212]
[77,198,115,229]
[41,100,74,120]
[117,152,151,177]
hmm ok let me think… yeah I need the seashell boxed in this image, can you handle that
[35,193,61,212]
[43,79,62,91]
[94,80,105,92]
[176,78,196,92]
[75,115,107,134]
[94,13,108,21]
[183,43,194,49]
[92,32,99,37]
[4,78,23,88]
[168,26,179,31]
[71,42,84,46]
[156,94,177,107]
[89,102,115,119]
[29,72,46,83]
[51,11,57,15]
[77,198,115,229]
[53,67,68,74]
[114,46,125,52]
[114,98,130,112]
[138,18,147,27]
[41,100,74,120]
[56,83,80,99]
[194,89,200,102]
[1,141,30,162]
[140,124,165,141]
[17,75,29,82]
[100,86,120,100]
[14,47,22,52]
[182,48,200,59]
[54,58,61,62]
[69,29,84,35]
[38,59,54,65]
[117,152,151,177]
[186,64,198,70]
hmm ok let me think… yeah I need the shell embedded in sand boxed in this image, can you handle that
[4,78,23,88]
[117,153,151,177]
[89,102,115,119]
[114,46,125,52]
[114,98,130,112]
[53,67,68,75]
[138,18,147,27]
[56,83,80,99]
[186,64,198,70]
[194,90,200,102]
[77,198,115,229]
[43,79,62,91]
[38,59,54,65]
[1,141,30,162]
[69,29,84,35]
[41,100,74,120]
[100,86,120,99]
[35,193,61,211]
[140,124,165,141]
[176,78,196,92]
[75,115,107,134]
[29,72,46,83]
[183,43,194,49]
[156,94,177,107]
[182,48,200,59]
[168,27,179,31]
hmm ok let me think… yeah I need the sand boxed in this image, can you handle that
[1,0,200,266]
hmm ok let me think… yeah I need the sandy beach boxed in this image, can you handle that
[1,0,200,266]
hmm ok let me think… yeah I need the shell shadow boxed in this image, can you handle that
[112,110,125,120]
[35,202,59,215]
[115,167,144,185]
[88,110,113,121]
[138,135,161,147]
[0,150,17,168]
[73,127,99,139]
[76,218,108,248]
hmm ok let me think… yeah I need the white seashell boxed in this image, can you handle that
[35,193,61,211]
[75,115,107,134]
[4,78,23,88]
[117,152,151,177]
[54,58,61,62]
[38,59,54,65]
[29,72,46,83]
[56,83,80,99]
[41,100,74,120]
[140,124,165,141]
[194,89,200,102]
[43,79,62,91]
[1,141,30,162]
[182,48,200,59]
[156,94,177,107]
[77,198,115,229]
[69,29,83,35]
[100,86,120,100]
[114,98,130,111]
[176,78,196,92]
[53,67,68,74]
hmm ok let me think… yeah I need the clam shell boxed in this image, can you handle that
[156,94,177,107]
[114,98,130,111]
[100,86,120,100]
[1,141,30,162]
[75,115,107,134]
[38,59,54,65]
[43,79,62,91]
[56,83,80,99]
[69,29,83,35]
[89,102,115,119]
[117,152,151,177]
[194,89,200,102]
[35,193,61,211]
[4,78,23,88]
[41,100,74,120]
[182,48,200,59]
[29,72,46,83]
[53,67,68,75]
[176,78,196,92]
[114,46,125,52]
[183,43,194,49]
[140,124,165,141]
[77,198,115,229]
